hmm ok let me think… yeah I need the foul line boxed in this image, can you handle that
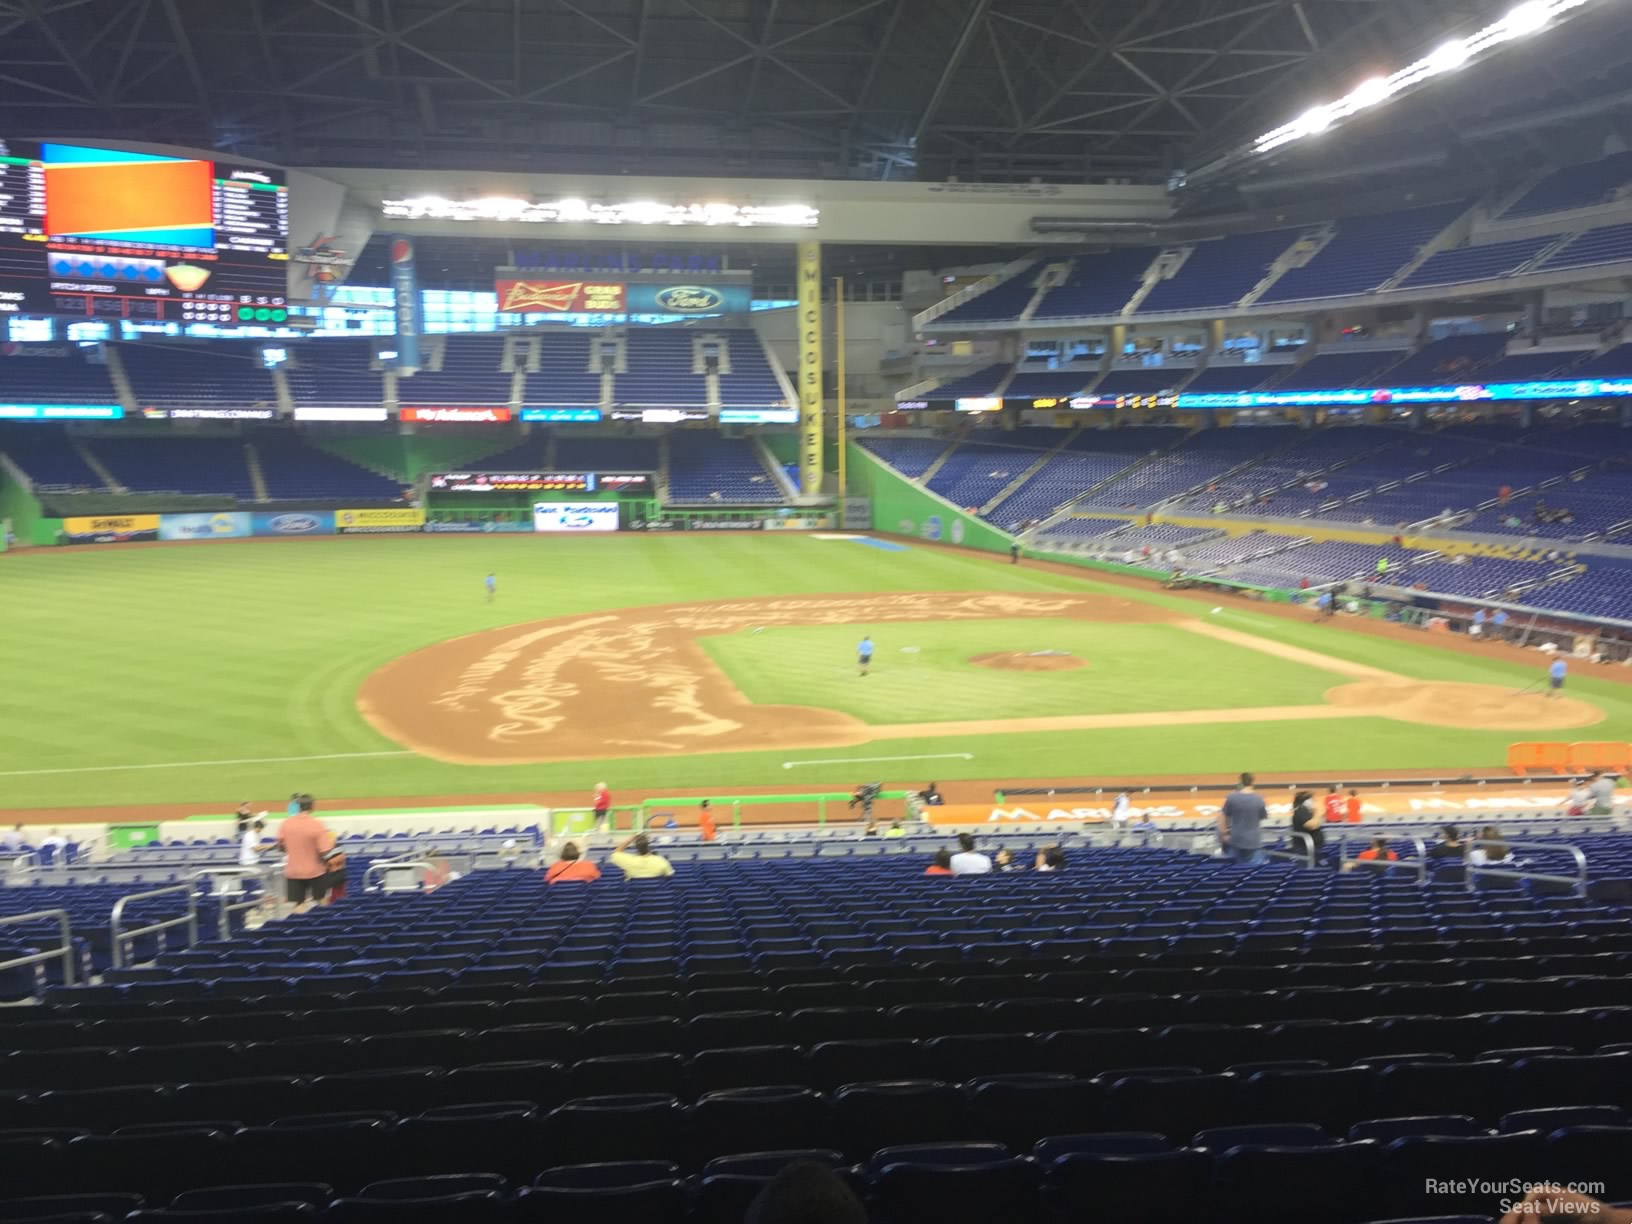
[783,752,974,770]
[0,750,417,778]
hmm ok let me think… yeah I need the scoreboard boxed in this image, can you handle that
[429,472,654,493]
[0,140,289,326]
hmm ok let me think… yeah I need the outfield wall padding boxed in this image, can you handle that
[846,441,1013,552]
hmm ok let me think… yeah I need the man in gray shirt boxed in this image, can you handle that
[1219,772,1267,866]
[1589,771,1617,816]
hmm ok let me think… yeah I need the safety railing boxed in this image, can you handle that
[109,882,199,969]
[0,908,75,987]
[1337,834,1429,883]
[195,866,272,941]
[1466,838,1589,898]
[362,858,435,893]
[1266,831,1318,869]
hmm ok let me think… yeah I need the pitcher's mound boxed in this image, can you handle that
[1326,679,1602,731]
[970,651,1086,672]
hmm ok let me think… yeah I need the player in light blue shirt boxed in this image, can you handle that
[485,572,497,603]
[858,635,874,676]
[1549,656,1567,698]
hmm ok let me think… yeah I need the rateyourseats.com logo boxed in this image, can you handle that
[1428,1180,1605,1213]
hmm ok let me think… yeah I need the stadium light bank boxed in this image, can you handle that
[379,196,818,228]
[1180,0,1603,186]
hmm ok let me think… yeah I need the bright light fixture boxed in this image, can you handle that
[1503,1,1553,35]
[380,196,819,228]
[1249,0,1600,156]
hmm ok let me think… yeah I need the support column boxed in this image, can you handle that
[797,241,824,497]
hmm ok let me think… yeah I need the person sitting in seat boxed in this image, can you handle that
[993,847,1019,872]
[546,841,602,884]
[918,782,945,806]
[1354,836,1399,866]
[1034,844,1066,872]
[610,832,675,879]
[924,849,954,876]
[1469,824,1517,867]
[883,820,906,839]
[949,832,993,875]
[1427,824,1465,860]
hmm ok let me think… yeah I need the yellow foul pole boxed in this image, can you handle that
[835,275,847,497]
[796,241,824,496]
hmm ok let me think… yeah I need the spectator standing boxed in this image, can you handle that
[1565,779,1594,816]
[1345,787,1363,823]
[1471,608,1486,639]
[1492,608,1509,640]
[697,800,717,842]
[546,842,602,883]
[592,782,612,830]
[1111,792,1130,826]
[1290,790,1324,862]
[949,832,993,875]
[1589,770,1617,816]
[1219,773,1267,866]
[924,849,954,876]
[1322,785,1345,828]
[610,832,674,879]
[277,795,332,913]
[234,802,254,835]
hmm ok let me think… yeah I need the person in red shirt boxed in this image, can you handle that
[1323,785,1346,827]
[697,800,717,842]
[924,849,954,876]
[1345,788,1363,823]
[277,795,332,913]
[546,842,602,884]
[592,782,611,831]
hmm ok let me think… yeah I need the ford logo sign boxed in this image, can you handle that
[654,285,723,312]
[270,514,320,533]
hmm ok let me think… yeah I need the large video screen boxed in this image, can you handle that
[0,140,288,326]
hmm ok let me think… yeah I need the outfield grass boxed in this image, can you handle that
[701,619,1337,722]
[3,533,1630,810]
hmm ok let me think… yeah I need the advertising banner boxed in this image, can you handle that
[0,403,124,420]
[762,514,836,531]
[336,507,425,533]
[61,513,158,544]
[687,518,763,531]
[519,408,601,422]
[159,512,251,541]
[389,235,424,372]
[841,497,871,530]
[719,407,798,424]
[424,520,534,534]
[293,406,389,422]
[431,472,596,493]
[624,283,752,315]
[143,407,277,420]
[796,240,823,497]
[533,503,620,533]
[400,406,512,424]
[496,279,627,313]
[609,407,708,423]
[251,511,335,538]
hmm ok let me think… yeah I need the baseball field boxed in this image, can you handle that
[3,532,1627,815]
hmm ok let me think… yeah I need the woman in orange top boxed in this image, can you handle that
[698,800,717,842]
[924,849,954,876]
[1346,788,1363,823]
[546,842,603,884]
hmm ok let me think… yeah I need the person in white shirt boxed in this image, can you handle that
[239,819,266,867]
[949,833,993,875]
[1111,793,1131,825]
[0,824,23,853]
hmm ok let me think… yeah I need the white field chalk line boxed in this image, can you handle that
[783,752,975,770]
[0,750,416,778]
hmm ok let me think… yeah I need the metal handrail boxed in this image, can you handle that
[195,867,271,941]
[1338,834,1429,884]
[1465,838,1590,898]
[1266,830,1317,868]
[0,908,75,987]
[109,882,198,969]
[363,859,435,892]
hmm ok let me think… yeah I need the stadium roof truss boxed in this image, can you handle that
[0,0,1510,183]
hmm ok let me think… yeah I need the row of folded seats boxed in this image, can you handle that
[1,1120,1630,1223]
